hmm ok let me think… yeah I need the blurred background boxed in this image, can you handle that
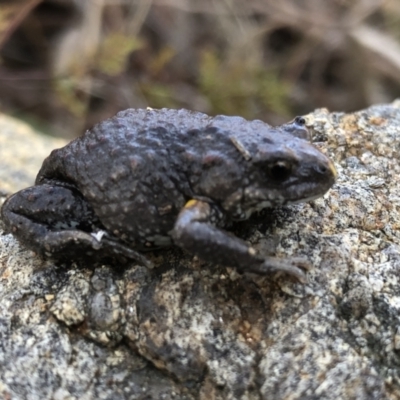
[0,0,399,138]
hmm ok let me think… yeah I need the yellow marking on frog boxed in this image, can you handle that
[184,199,199,208]
[329,159,338,180]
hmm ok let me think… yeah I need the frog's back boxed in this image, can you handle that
[37,108,213,185]
[36,108,277,209]
[36,109,233,245]
[114,108,214,134]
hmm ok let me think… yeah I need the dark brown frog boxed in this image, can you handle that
[1,108,337,281]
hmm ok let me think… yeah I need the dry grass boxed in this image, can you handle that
[0,0,399,137]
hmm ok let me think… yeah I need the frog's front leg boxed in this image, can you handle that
[172,200,309,282]
[1,184,151,267]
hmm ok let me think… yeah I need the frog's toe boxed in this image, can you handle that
[247,256,310,283]
[286,257,312,271]
[100,237,153,268]
[264,260,308,283]
[273,256,312,281]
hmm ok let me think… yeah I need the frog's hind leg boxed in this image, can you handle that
[1,184,152,267]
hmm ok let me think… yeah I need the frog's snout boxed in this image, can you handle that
[314,157,337,182]
[328,158,338,180]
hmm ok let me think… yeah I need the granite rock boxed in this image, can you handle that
[1,102,400,399]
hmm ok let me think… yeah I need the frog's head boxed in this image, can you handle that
[223,127,337,219]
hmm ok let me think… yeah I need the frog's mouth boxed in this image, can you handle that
[287,191,329,205]
[242,173,336,214]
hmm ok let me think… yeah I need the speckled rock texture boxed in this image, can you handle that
[1,102,400,399]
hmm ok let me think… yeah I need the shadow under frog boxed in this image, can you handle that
[1,108,336,282]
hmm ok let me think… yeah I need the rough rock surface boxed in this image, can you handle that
[1,102,400,399]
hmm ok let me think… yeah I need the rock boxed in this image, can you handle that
[1,103,400,399]
[0,114,66,194]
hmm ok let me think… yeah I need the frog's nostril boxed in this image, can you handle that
[314,160,337,180]
[314,164,329,175]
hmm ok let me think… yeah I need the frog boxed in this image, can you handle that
[1,108,337,282]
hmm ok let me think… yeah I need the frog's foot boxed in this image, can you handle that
[172,199,310,283]
[100,237,153,268]
[36,230,152,267]
[247,257,310,283]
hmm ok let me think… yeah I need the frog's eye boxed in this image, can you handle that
[294,116,306,126]
[281,116,309,140]
[268,160,292,181]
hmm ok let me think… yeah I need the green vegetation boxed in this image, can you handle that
[0,1,399,137]
[199,50,290,118]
